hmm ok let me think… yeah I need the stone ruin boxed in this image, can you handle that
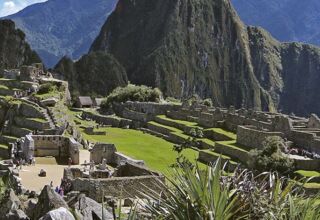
[62,143,163,202]
[10,134,81,165]
[96,101,320,171]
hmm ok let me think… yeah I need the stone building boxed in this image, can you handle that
[76,96,93,108]
[18,135,81,164]
[3,69,20,79]
[90,143,144,166]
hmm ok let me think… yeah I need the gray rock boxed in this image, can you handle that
[6,209,29,220]
[72,196,113,220]
[33,185,69,220]
[39,207,75,220]
[0,189,22,215]
[41,98,58,107]
[24,198,37,217]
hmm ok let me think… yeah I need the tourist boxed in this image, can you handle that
[59,188,64,197]
[55,186,59,193]
[50,181,53,188]
[32,158,36,166]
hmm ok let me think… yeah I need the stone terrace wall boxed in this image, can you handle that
[295,158,320,171]
[72,176,164,202]
[122,101,181,115]
[290,130,320,154]
[113,162,157,177]
[114,152,145,166]
[237,126,284,150]
[82,111,132,128]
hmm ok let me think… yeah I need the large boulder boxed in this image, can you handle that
[39,207,75,220]
[33,185,69,219]
[72,195,113,220]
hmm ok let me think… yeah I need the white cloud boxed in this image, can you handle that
[0,0,47,17]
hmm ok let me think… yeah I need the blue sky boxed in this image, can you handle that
[0,0,47,17]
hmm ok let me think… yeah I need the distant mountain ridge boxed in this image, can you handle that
[4,0,117,67]
[232,0,320,46]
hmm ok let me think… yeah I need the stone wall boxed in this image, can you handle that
[82,111,132,128]
[113,162,157,177]
[114,152,145,166]
[121,101,181,115]
[214,143,250,165]
[21,135,80,164]
[294,158,320,171]
[237,126,284,150]
[122,108,151,123]
[90,143,117,164]
[198,150,237,171]
[90,143,145,166]
[71,176,164,202]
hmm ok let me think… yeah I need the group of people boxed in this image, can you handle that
[15,157,35,171]
[51,179,72,197]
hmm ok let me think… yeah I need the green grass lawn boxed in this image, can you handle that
[82,127,202,175]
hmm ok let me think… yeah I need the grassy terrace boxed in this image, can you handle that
[204,128,237,140]
[201,149,238,165]
[156,115,201,128]
[81,127,202,175]
[217,140,250,153]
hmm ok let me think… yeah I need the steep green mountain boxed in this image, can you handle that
[88,0,320,116]
[0,19,40,73]
[54,52,127,98]
[5,0,117,67]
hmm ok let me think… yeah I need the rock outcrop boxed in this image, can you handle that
[0,20,40,73]
[33,185,69,220]
[39,207,75,220]
[72,195,113,220]
[88,0,320,116]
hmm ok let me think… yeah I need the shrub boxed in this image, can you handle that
[101,84,162,110]
[37,83,57,95]
[203,98,213,107]
[248,136,294,174]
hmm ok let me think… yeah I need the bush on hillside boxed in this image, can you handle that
[248,136,294,174]
[101,84,162,110]
[37,83,58,95]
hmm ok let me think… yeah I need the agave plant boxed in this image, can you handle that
[133,158,320,220]
[139,159,248,220]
